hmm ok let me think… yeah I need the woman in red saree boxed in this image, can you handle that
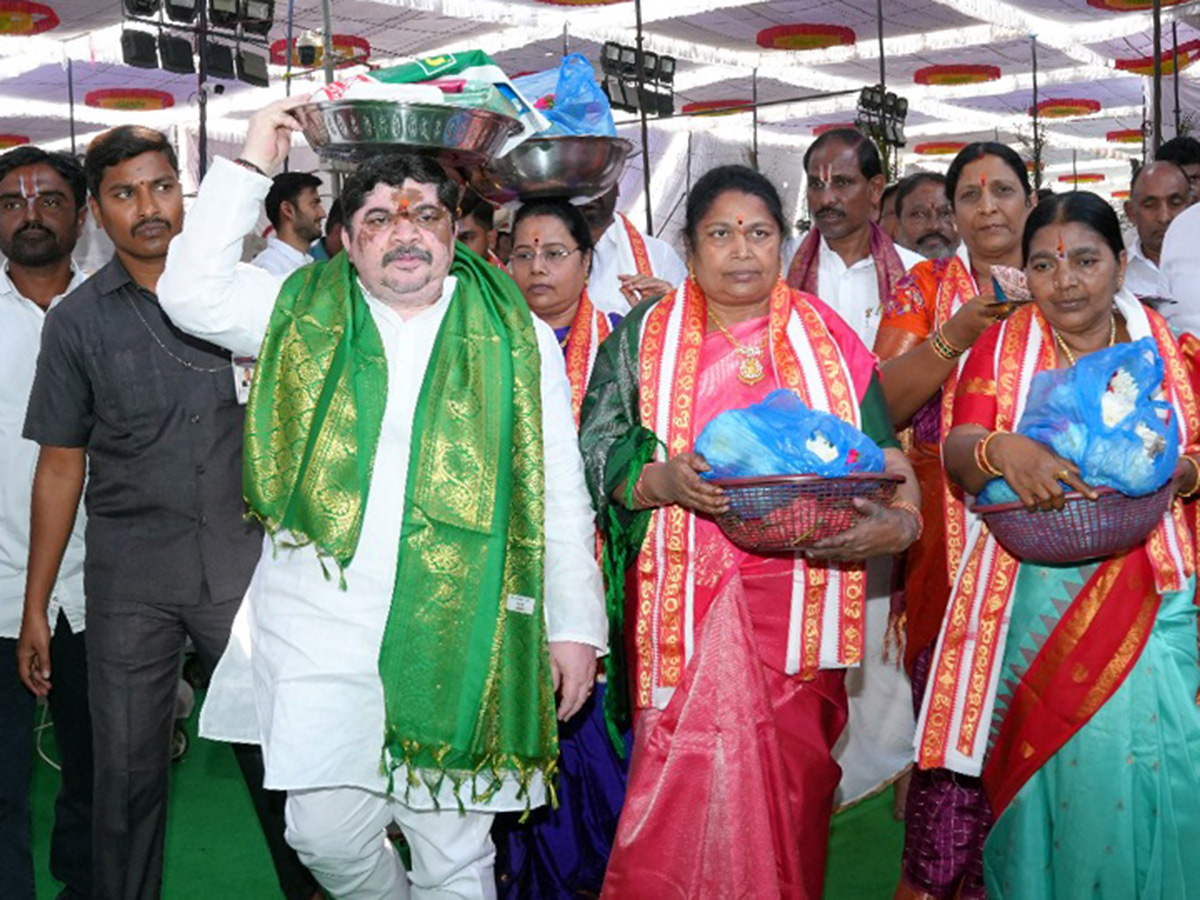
[921,191,1200,899]
[875,142,1034,900]
[579,164,920,899]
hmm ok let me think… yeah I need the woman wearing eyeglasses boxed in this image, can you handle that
[495,198,628,899]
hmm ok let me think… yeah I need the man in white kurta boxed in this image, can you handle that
[157,98,607,900]
[578,186,687,314]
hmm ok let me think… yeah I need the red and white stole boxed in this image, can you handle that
[915,291,1198,775]
[933,254,981,583]
[618,213,655,278]
[563,289,611,427]
[632,277,867,710]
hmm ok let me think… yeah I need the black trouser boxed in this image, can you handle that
[0,610,93,900]
[87,590,317,900]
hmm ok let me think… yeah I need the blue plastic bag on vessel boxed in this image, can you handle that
[977,338,1178,505]
[695,389,885,480]
[512,53,617,137]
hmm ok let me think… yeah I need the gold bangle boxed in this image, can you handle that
[890,499,924,542]
[930,326,966,361]
[975,431,1005,478]
[1181,455,1200,498]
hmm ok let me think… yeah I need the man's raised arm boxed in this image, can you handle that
[157,96,310,357]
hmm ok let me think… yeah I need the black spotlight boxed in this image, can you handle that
[124,0,160,15]
[165,0,197,22]
[237,48,270,87]
[121,30,159,68]
[209,0,238,29]
[241,0,273,37]
[205,41,236,80]
[159,33,195,73]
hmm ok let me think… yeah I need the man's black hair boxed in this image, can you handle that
[0,145,86,210]
[265,171,322,230]
[1155,136,1200,168]
[894,171,947,218]
[803,128,883,181]
[340,154,459,232]
[84,125,178,200]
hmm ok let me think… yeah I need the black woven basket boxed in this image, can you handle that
[709,473,903,553]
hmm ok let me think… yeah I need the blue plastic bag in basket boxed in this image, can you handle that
[512,53,616,137]
[695,389,885,480]
[978,337,1178,506]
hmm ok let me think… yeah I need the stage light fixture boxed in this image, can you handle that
[657,55,675,85]
[241,0,273,36]
[238,48,270,86]
[618,46,637,77]
[601,41,621,76]
[165,0,197,22]
[209,0,238,29]
[159,33,195,73]
[124,0,160,15]
[121,30,159,68]
[641,51,658,81]
[205,41,236,79]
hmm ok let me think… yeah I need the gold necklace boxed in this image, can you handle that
[708,309,766,385]
[1052,313,1117,367]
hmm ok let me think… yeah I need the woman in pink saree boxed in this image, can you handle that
[578,164,920,899]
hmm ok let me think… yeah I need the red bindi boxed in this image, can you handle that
[736,215,744,226]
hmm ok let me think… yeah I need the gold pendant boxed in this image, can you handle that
[736,346,765,385]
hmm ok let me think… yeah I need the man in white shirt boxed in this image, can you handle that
[578,185,687,313]
[158,97,607,900]
[1122,160,1191,300]
[1158,197,1200,335]
[787,128,923,348]
[0,144,91,900]
[251,171,326,275]
[786,127,921,809]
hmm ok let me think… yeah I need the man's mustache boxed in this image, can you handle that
[131,217,172,236]
[384,244,433,265]
[14,223,53,240]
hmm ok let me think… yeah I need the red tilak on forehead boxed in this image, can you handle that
[1056,232,1066,259]
[736,215,744,226]
[980,173,987,188]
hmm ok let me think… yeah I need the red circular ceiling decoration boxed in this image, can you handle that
[812,122,858,135]
[1112,189,1130,199]
[1115,41,1200,76]
[0,1,59,35]
[914,65,1001,86]
[1030,98,1101,118]
[757,24,856,51]
[270,34,371,67]
[1106,128,1143,144]
[0,134,30,149]
[1058,173,1105,184]
[914,141,968,156]
[681,99,752,116]
[535,0,626,5]
[1087,0,1187,10]
[85,89,175,111]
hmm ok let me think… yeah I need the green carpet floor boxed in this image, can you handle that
[32,704,904,898]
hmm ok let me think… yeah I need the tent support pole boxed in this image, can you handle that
[321,0,340,195]
[752,68,759,171]
[1152,0,1162,153]
[876,0,885,89]
[1173,20,1181,136]
[635,0,653,236]
[1031,36,1041,191]
[67,58,76,157]
[197,0,208,181]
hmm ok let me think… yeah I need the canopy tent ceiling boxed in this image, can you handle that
[2,0,1199,221]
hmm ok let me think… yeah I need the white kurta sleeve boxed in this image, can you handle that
[646,233,688,287]
[533,318,608,653]
[158,156,284,357]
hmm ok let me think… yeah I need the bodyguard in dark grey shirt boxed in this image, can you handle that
[18,125,317,900]
[24,254,260,604]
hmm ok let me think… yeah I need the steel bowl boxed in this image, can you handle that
[293,100,522,167]
[468,135,635,203]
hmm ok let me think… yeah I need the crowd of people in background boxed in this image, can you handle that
[4,92,1200,900]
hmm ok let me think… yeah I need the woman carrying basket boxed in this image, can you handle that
[578,164,919,900]
[922,190,1200,899]
[874,141,1034,900]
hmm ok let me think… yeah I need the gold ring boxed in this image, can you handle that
[1055,469,1070,482]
